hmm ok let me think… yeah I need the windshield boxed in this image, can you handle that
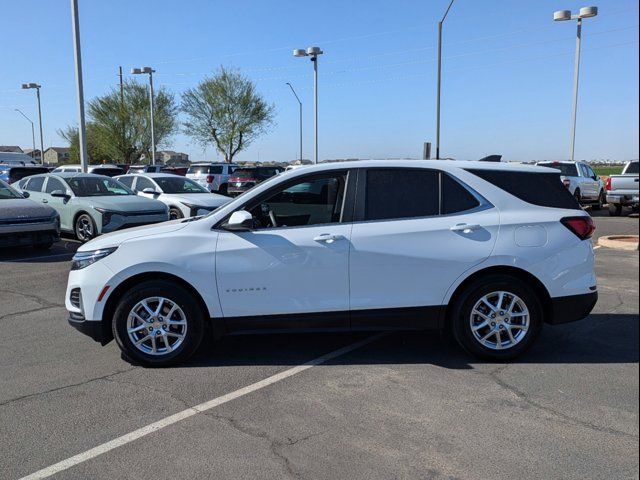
[231,169,258,178]
[0,182,22,199]
[67,177,133,197]
[155,177,209,194]
[539,163,578,176]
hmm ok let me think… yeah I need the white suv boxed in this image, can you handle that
[65,161,597,366]
[186,162,237,195]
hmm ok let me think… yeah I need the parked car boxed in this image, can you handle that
[0,165,50,184]
[186,163,238,195]
[537,161,606,209]
[0,152,39,165]
[65,160,597,366]
[606,160,639,216]
[127,165,164,174]
[116,173,230,219]
[51,165,126,177]
[13,173,168,242]
[227,166,284,196]
[0,179,60,249]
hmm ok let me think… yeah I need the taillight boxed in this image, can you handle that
[605,177,612,191]
[561,216,595,240]
[206,175,214,183]
[563,179,571,188]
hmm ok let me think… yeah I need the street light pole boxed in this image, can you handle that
[21,83,45,165]
[15,109,36,160]
[70,0,89,172]
[131,66,157,165]
[554,6,598,161]
[436,0,455,160]
[293,46,323,164]
[286,82,303,162]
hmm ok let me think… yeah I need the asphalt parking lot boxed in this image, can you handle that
[0,213,637,480]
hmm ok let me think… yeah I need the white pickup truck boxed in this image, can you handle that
[606,160,639,216]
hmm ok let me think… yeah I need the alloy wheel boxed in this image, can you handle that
[126,297,188,356]
[76,215,94,242]
[469,291,530,350]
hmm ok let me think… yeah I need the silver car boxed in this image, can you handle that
[14,173,168,242]
[0,179,60,249]
[537,161,606,209]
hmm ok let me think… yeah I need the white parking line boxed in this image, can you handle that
[593,245,602,250]
[18,333,386,480]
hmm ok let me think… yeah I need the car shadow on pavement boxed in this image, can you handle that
[0,239,79,263]
[180,313,638,369]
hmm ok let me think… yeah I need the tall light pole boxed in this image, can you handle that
[436,0,455,160]
[70,0,89,172]
[14,109,36,161]
[286,82,303,162]
[131,66,157,165]
[293,47,323,164]
[554,6,598,161]
[21,83,45,165]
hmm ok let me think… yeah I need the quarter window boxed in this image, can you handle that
[364,169,439,221]
[247,173,348,228]
[441,173,480,214]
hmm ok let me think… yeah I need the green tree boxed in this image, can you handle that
[58,123,111,164]
[181,67,275,163]
[59,79,178,164]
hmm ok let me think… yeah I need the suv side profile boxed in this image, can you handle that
[537,161,606,209]
[65,161,597,366]
[186,163,237,195]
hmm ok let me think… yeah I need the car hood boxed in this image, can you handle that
[0,198,57,220]
[79,219,187,252]
[163,193,230,208]
[82,195,167,212]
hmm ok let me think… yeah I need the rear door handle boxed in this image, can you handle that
[450,223,481,233]
[42,199,48,203]
[313,233,344,243]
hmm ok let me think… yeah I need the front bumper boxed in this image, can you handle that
[101,211,169,233]
[68,313,112,345]
[0,223,60,248]
[547,291,598,325]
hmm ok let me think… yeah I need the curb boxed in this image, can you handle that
[597,235,639,251]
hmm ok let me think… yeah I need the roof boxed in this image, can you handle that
[119,172,182,179]
[0,146,23,153]
[45,147,71,153]
[51,172,111,179]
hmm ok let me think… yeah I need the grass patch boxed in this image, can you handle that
[593,166,623,176]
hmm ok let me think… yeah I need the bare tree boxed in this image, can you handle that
[181,67,275,163]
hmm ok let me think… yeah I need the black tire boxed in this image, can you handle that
[450,275,543,361]
[574,188,582,205]
[75,213,96,243]
[609,204,622,216]
[169,207,184,220]
[592,190,605,211]
[218,184,228,196]
[112,280,205,367]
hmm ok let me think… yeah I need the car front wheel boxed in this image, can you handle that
[112,280,205,367]
[450,275,543,361]
[75,213,96,242]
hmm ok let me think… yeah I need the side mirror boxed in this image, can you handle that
[21,191,30,198]
[142,188,160,195]
[224,210,254,232]
[51,190,70,199]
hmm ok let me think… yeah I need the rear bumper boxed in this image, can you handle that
[68,313,112,345]
[606,194,639,207]
[547,291,598,325]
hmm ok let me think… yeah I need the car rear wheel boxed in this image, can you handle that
[609,204,623,216]
[592,190,605,211]
[218,184,228,196]
[450,275,543,361]
[75,213,96,243]
[112,280,205,367]
[574,188,582,204]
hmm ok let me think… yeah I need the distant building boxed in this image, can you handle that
[0,146,23,153]
[156,150,189,165]
[43,147,71,165]
[22,149,42,162]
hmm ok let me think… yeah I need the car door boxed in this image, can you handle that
[215,170,354,331]
[585,165,602,197]
[43,176,73,230]
[22,176,46,203]
[578,164,596,199]
[348,168,499,329]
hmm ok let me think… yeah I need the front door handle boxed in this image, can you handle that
[450,223,481,233]
[313,233,344,243]
[42,199,48,203]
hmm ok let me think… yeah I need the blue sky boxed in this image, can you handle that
[1,0,638,162]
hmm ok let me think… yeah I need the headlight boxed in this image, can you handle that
[71,247,117,271]
[94,208,118,226]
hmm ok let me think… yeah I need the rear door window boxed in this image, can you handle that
[24,176,45,192]
[364,169,439,221]
[466,169,581,210]
[209,166,223,174]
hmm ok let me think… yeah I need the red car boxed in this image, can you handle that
[227,166,284,196]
